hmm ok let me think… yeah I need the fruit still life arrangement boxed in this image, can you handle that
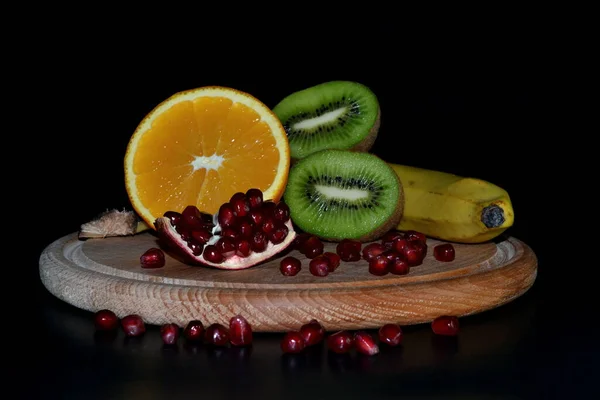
[41,80,536,356]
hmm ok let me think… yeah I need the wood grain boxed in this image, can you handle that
[39,232,537,332]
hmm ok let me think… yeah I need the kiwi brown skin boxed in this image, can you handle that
[285,149,405,243]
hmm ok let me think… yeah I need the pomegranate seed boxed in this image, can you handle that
[336,239,362,262]
[229,314,253,346]
[218,203,237,227]
[378,323,403,346]
[389,257,410,275]
[434,243,455,262]
[369,254,391,276]
[273,201,290,223]
[120,314,145,337]
[220,226,239,240]
[326,330,354,354]
[94,309,119,331]
[260,216,277,235]
[248,208,265,227]
[190,228,212,244]
[293,233,311,252]
[229,191,246,203]
[405,230,427,243]
[235,238,252,257]
[237,217,254,238]
[205,323,230,346]
[302,236,324,259]
[322,252,341,272]
[187,240,204,256]
[403,240,426,266]
[391,237,408,253]
[362,242,386,262]
[203,244,224,263]
[232,198,250,217]
[431,315,460,336]
[160,323,180,345]
[261,200,277,217]
[245,188,264,209]
[381,230,404,248]
[300,319,325,346]
[269,223,289,244]
[280,331,306,354]
[309,255,330,277]
[280,256,302,276]
[164,210,182,226]
[250,230,268,253]
[354,331,379,356]
[216,237,236,258]
[140,247,165,268]
[183,320,204,341]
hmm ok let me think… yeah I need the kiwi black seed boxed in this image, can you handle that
[283,149,404,242]
[272,81,381,161]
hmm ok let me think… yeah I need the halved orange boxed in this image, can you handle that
[124,86,290,230]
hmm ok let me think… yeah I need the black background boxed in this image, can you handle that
[20,16,592,399]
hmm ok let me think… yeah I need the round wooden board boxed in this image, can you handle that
[39,232,537,332]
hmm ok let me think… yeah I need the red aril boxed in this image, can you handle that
[431,315,460,336]
[327,330,354,354]
[309,255,330,277]
[322,252,341,272]
[280,331,306,354]
[160,323,180,345]
[229,315,253,346]
[368,254,390,276]
[300,319,325,346]
[362,242,386,262]
[280,256,302,276]
[354,331,379,356]
[94,309,119,331]
[183,320,205,341]
[140,247,165,268]
[434,243,456,262]
[205,323,229,346]
[378,323,403,346]
[336,239,362,262]
[120,314,145,337]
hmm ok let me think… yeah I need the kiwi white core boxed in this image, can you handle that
[314,184,369,200]
[292,107,347,130]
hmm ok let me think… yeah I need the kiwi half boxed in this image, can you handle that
[283,149,404,242]
[273,81,381,161]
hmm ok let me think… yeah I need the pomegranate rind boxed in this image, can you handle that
[154,217,296,270]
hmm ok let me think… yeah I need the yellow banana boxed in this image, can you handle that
[387,163,514,243]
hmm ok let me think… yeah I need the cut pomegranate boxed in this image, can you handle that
[431,315,460,336]
[309,255,330,277]
[300,319,325,346]
[94,309,119,331]
[154,188,297,270]
[280,256,302,276]
[378,323,403,346]
[140,247,166,268]
[183,320,205,341]
[354,331,379,356]
[327,330,354,354]
[336,239,362,262]
[205,323,230,346]
[229,314,253,346]
[160,323,180,345]
[280,331,306,354]
[434,243,456,262]
[120,314,145,337]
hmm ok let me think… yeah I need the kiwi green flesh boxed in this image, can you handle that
[273,81,380,160]
[284,149,404,242]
